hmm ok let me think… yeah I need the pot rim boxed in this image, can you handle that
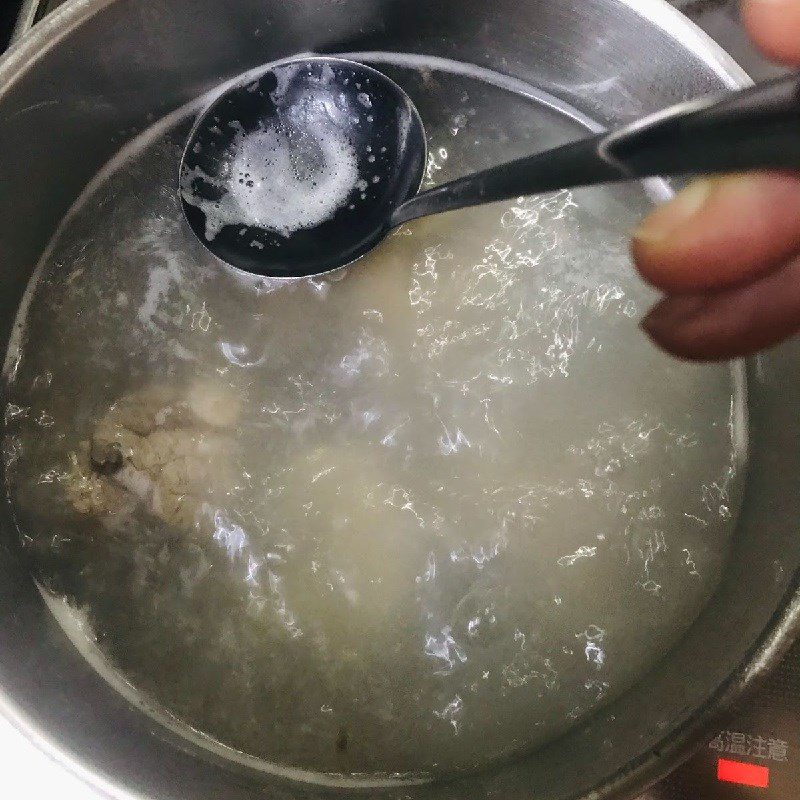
[1,3,793,800]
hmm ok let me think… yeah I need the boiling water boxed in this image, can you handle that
[3,55,745,782]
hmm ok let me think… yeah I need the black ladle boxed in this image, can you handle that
[181,57,800,278]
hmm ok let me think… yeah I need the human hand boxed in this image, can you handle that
[632,0,800,361]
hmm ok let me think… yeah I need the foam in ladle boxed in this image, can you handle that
[182,94,359,241]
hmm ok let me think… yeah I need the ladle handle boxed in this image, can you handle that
[391,72,800,227]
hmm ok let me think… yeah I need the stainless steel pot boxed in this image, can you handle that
[1,2,799,799]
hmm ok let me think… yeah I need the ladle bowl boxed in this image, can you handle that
[180,57,426,277]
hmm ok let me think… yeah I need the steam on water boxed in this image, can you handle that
[3,56,745,781]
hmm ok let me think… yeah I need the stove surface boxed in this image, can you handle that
[641,638,800,799]
[1,1,798,798]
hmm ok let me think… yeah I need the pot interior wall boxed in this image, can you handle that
[0,2,797,800]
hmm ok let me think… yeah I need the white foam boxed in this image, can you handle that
[183,122,358,241]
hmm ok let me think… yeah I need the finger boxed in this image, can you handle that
[641,253,800,360]
[631,173,800,293]
[742,0,800,66]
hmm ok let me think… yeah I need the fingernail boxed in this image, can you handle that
[633,179,712,244]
